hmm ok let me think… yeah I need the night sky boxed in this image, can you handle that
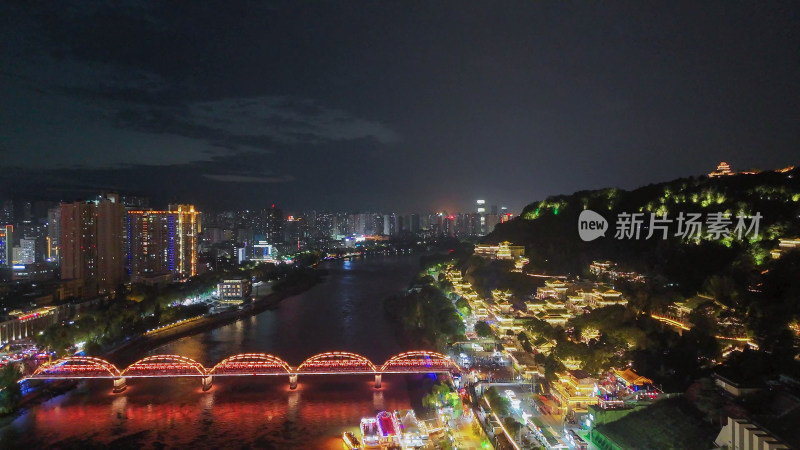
[1,1,798,213]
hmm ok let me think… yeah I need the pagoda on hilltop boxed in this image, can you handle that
[709,161,733,177]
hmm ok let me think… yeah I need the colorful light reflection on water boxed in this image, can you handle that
[1,255,425,449]
[5,375,425,449]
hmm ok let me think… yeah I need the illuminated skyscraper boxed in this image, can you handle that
[314,211,333,238]
[126,205,199,282]
[60,194,126,294]
[382,214,390,236]
[476,199,486,234]
[373,214,384,236]
[47,207,60,262]
[442,214,455,237]
[0,225,12,267]
[263,205,284,244]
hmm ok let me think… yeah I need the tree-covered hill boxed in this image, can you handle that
[486,165,800,294]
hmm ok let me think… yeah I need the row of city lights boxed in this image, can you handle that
[143,315,204,336]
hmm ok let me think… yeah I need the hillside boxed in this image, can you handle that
[592,396,719,450]
[486,165,800,293]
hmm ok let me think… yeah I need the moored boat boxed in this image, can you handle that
[342,431,361,449]
[360,417,381,448]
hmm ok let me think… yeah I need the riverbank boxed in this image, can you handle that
[2,269,325,420]
[383,275,465,353]
[109,270,325,364]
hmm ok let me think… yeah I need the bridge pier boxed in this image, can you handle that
[374,374,382,389]
[289,374,298,390]
[201,375,213,391]
[112,377,127,393]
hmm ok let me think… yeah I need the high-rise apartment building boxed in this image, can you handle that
[314,211,333,238]
[0,225,13,266]
[47,207,60,262]
[60,194,126,295]
[14,237,37,265]
[410,214,421,234]
[442,215,455,237]
[372,214,384,236]
[284,215,308,250]
[476,199,487,234]
[0,201,13,226]
[486,214,499,233]
[263,205,284,244]
[126,205,199,282]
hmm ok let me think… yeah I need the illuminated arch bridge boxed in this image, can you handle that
[27,351,457,392]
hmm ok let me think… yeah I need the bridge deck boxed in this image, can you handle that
[27,369,454,380]
[27,351,459,381]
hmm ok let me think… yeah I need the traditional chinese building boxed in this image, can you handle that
[612,368,653,392]
[771,237,800,259]
[708,161,733,177]
[551,370,599,418]
[474,241,525,260]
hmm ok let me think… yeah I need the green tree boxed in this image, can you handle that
[0,364,22,415]
[455,297,472,316]
[422,392,442,410]
[503,417,523,441]
[484,387,510,416]
[703,274,740,309]
[475,321,493,338]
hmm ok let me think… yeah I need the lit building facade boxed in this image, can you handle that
[60,194,126,295]
[12,263,56,282]
[217,277,252,304]
[1,307,61,345]
[47,206,60,262]
[474,241,526,260]
[551,370,599,418]
[263,205,284,244]
[771,238,800,259]
[14,237,37,264]
[476,199,486,234]
[127,205,199,282]
[0,225,12,267]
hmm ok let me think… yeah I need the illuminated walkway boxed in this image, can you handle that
[26,350,457,392]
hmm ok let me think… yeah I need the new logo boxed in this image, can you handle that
[578,210,608,241]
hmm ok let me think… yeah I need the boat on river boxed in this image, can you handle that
[360,417,381,448]
[356,410,422,448]
[342,431,361,449]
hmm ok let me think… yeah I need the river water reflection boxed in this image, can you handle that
[0,255,427,449]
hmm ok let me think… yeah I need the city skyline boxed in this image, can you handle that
[2,3,800,449]
[2,2,799,213]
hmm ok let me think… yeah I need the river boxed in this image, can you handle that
[0,255,432,449]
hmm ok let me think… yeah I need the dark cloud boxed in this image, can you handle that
[1,1,799,212]
[202,174,295,183]
[110,96,398,153]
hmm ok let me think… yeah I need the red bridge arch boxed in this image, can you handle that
[210,353,293,375]
[380,351,456,373]
[122,355,207,377]
[31,356,121,378]
[297,351,377,374]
